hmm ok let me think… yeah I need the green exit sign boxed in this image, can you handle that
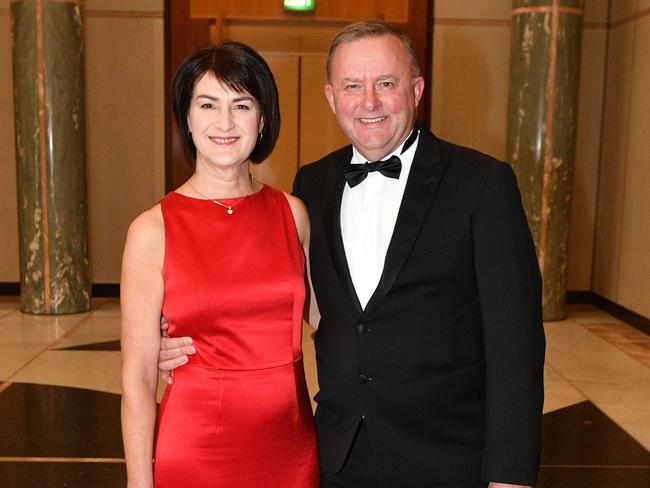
[284,0,315,11]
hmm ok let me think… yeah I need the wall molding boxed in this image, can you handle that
[0,282,119,298]
[0,283,19,295]
[92,283,120,297]
[583,21,608,29]
[0,8,164,19]
[434,17,606,30]
[432,15,647,30]
[85,10,163,19]
[4,8,647,27]
[567,291,650,336]
[565,290,593,303]
[610,7,650,29]
[0,456,125,463]
[2,283,645,335]
[434,18,509,27]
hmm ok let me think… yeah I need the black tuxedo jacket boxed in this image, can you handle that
[293,126,545,487]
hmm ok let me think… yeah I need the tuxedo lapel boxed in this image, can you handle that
[363,130,448,316]
[320,146,363,314]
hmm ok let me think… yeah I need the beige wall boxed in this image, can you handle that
[84,0,165,283]
[250,54,300,192]
[0,0,165,284]
[1,1,648,319]
[432,0,650,318]
[0,0,19,282]
[593,0,650,318]
[571,14,608,292]
[430,0,609,293]
[431,4,511,161]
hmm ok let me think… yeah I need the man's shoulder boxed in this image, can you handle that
[292,144,351,199]
[300,144,351,174]
[423,130,501,168]
[420,129,512,182]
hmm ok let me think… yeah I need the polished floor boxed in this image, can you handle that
[0,297,649,487]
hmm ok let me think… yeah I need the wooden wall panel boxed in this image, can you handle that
[191,0,409,23]
[612,14,650,318]
[0,3,19,282]
[592,22,634,300]
[85,15,165,283]
[165,0,210,191]
[167,0,434,193]
[299,53,349,165]
[250,54,300,193]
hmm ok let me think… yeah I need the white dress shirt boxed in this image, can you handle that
[340,132,420,309]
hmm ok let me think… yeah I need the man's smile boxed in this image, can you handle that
[359,116,388,125]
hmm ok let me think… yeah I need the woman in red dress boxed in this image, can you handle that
[120,43,319,488]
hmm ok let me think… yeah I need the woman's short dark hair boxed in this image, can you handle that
[172,42,280,166]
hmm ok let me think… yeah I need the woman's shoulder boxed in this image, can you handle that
[278,190,307,216]
[279,190,304,208]
[259,185,304,211]
[277,190,309,244]
[125,204,164,248]
[254,184,308,228]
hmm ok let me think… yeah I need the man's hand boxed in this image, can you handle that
[158,316,195,384]
[488,483,531,488]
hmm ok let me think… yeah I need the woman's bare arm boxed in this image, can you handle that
[284,193,319,330]
[120,205,165,488]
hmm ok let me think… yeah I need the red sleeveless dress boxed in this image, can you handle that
[154,185,319,487]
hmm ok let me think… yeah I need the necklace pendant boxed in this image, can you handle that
[227,208,234,215]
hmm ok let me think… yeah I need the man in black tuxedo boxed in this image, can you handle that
[159,21,545,488]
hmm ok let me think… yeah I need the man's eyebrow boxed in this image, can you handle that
[339,75,396,83]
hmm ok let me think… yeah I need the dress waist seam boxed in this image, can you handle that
[187,355,304,373]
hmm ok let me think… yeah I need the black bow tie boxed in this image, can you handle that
[343,156,402,188]
[342,128,418,188]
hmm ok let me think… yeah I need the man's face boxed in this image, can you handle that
[325,34,425,162]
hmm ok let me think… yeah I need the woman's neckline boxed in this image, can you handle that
[173,183,267,202]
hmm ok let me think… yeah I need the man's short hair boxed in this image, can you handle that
[326,20,421,82]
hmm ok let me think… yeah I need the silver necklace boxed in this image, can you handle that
[187,177,254,215]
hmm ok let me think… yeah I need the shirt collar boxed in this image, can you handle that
[350,128,419,165]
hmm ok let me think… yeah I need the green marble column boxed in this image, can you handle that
[11,0,90,314]
[506,0,583,320]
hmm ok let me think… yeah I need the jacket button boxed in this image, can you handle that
[356,323,366,335]
[358,374,371,384]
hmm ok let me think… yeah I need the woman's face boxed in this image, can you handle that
[187,72,262,170]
